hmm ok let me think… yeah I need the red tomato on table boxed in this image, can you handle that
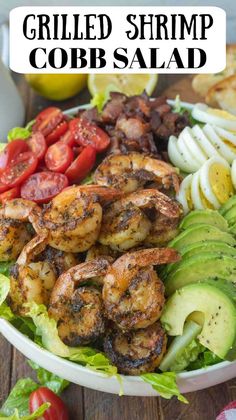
[29,387,69,420]
[69,118,110,152]
[21,171,68,203]
[65,145,96,183]
[45,142,73,173]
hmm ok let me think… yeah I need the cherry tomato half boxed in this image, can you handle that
[0,181,9,194]
[0,140,29,173]
[69,118,110,152]
[27,132,47,160]
[0,187,20,204]
[65,145,96,183]
[21,171,68,203]
[59,129,76,147]
[0,151,38,188]
[45,142,73,173]
[29,387,69,420]
[45,120,68,145]
[33,107,64,137]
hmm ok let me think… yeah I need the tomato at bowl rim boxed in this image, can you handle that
[20,171,69,203]
[29,387,69,420]
[69,118,110,152]
[33,107,64,137]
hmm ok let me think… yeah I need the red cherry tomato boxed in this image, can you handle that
[45,120,68,145]
[0,140,29,173]
[73,146,84,157]
[59,129,76,147]
[27,132,47,160]
[216,401,236,420]
[21,171,68,203]
[0,187,20,204]
[0,152,38,187]
[33,107,64,137]
[29,387,69,420]
[45,142,73,173]
[0,181,9,194]
[69,118,110,152]
[65,145,96,183]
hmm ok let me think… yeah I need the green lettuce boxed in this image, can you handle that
[0,262,14,277]
[172,95,199,126]
[0,403,50,420]
[28,361,69,394]
[188,349,222,370]
[141,372,188,403]
[168,340,205,372]
[7,120,35,143]
[90,84,121,112]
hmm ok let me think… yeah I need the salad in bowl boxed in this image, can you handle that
[1,92,236,401]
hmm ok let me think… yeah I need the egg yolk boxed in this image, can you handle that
[209,163,233,204]
[222,139,236,153]
[207,108,236,121]
[199,190,214,209]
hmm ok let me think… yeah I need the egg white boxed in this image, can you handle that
[176,174,193,214]
[192,103,236,131]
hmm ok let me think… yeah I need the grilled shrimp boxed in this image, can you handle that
[99,189,181,251]
[104,322,167,375]
[103,248,180,330]
[9,235,57,315]
[34,185,121,253]
[0,199,41,261]
[49,258,112,346]
[93,152,180,193]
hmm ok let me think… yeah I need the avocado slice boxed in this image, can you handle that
[179,210,228,232]
[169,224,236,251]
[223,206,236,226]
[165,252,236,296]
[220,195,236,216]
[161,241,236,279]
[161,283,236,360]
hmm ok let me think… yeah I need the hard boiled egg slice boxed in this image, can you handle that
[214,126,236,148]
[192,103,236,131]
[180,127,208,164]
[178,132,202,171]
[231,159,236,190]
[200,156,233,208]
[191,125,221,158]
[176,174,193,214]
[190,171,205,209]
[203,124,236,163]
[168,136,193,173]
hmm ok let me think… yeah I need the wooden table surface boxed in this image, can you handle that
[1,74,235,420]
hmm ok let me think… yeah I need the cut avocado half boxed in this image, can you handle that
[161,241,236,279]
[220,195,236,216]
[169,224,235,251]
[161,283,236,360]
[179,210,228,232]
[165,252,236,296]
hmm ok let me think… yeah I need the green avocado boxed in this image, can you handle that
[161,283,236,360]
[179,210,228,232]
[161,241,236,279]
[223,206,236,226]
[220,195,236,216]
[168,224,236,251]
[164,252,236,296]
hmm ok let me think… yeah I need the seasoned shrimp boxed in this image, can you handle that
[93,152,180,193]
[9,235,57,315]
[0,199,41,261]
[103,248,180,330]
[99,189,181,251]
[34,185,121,253]
[49,258,112,346]
[104,322,167,375]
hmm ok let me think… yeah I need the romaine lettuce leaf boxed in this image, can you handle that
[0,378,38,417]
[168,339,205,372]
[28,361,69,394]
[0,403,50,420]
[0,274,10,306]
[188,349,222,370]
[7,128,31,142]
[141,372,188,403]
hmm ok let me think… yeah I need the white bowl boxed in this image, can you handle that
[1,100,236,396]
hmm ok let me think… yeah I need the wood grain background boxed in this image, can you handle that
[0,74,235,420]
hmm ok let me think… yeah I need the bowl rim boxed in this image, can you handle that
[0,97,232,385]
